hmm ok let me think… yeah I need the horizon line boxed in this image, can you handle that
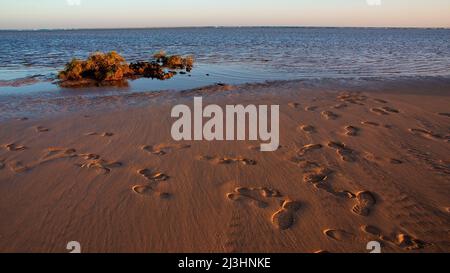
[1,25,450,31]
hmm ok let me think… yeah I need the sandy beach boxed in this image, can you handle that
[0,78,449,253]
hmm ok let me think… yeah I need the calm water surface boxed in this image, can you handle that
[0,27,449,98]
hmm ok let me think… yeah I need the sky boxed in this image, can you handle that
[0,0,449,29]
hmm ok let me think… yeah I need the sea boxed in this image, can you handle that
[0,27,449,117]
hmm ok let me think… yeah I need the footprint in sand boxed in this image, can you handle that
[272,200,302,230]
[327,141,357,162]
[305,106,318,112]
[314,182,355,199]
[78,158,122,174]
[78,153,100,160]
[344,125,360,136]
[141,143,191,156]
[42,147,78,163]
[227,187,301,230]
[298,144,323,156]
[351,191,376,216]
[299,125,316,134]
[438,112,450,118]
[360,225,382,237]
[302,164,332,184]
[381,106,399,113]
[227,187,271,208]
[333,103,348,109]
[362,225,399,247]
[361,225,430,250]
[362,152,381,163]
[132,168,171,198]
[4,143,27,151]
[389,158,403,164]
[138,168,169,182]
[198,155,256,166]
[323,229,354,241]
[337,92,367,105]
[394,234,431,250]
[361,122,391,129]
[300,162,354,198]
[35,126,49,133]
[9,161,29,173]
[131,185,152,194]
[288,102,300,108]
[370,108,389,115]
[85,132,114,137]
[284,146,322,165]
[296,159,356,198]
[131,184,171,199]
[3,146,121,175]
[373,98,388,104]
[361,121,380,127]
[5,147,78,173]
[409,128,444,140]
[321,111,339,120]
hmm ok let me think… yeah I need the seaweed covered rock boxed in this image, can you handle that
[129,61,173,80]
[58,59,84,81]
[153,51,194,71]
[59,51,132,83]
[58,51,194,87]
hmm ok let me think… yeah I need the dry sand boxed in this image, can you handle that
[0,79,449,253]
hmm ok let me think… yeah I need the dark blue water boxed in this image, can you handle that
[0,27,450,96]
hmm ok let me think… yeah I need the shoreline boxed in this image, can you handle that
[1,75,450,121]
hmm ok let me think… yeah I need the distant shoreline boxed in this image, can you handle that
[1,26,450,32]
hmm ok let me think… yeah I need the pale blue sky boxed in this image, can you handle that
[0,0,449,29]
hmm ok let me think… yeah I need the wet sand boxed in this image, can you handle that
[0,79,449,253]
